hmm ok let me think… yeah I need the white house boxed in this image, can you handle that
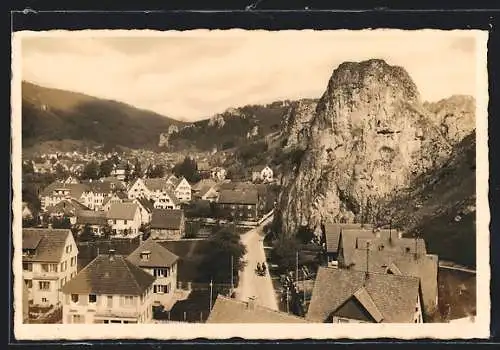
[127,178,149,200]
[251,165,273,183]
[167,176,192,202]
[210,167,227,182]
[127,238,179,309]
[106,203,142,237]
[22,228,79,307]
[61,251,155,324]
[132,197,154,225]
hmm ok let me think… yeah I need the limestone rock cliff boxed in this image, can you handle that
[277,59,457,237]
[281,99,318,150]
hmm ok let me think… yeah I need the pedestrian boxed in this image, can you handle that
[257,262,261,272]
[262,262,266,273]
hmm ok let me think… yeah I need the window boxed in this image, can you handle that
[41,263,58,273]
[113,219,117,225]
[66,245,72,253]
[154,284,171,294]
[23,263,33,272]
[154,268,167,277]
[247,205,253,209]
[124,220,128,225]
[71,294,79,303]
[60,261,67,272]
[42,297,48,303]
[122,296,134,307]
[24,279,32,288]
[107,296,113,308]
[89,294,97,303]
[140,251,151,261]
[71,314,84,324]
[39,281,50,291]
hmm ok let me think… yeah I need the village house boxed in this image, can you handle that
[39,181,88,211]
[132,197,155,225]
[207,295,309,323]
[75,210,109,236]
[251,165,273,183]
[167,176,192,202]
[192,179,219,202]
[127,238,179,309]
[197,161,212,178]
[106,202,142,237]
[110,162,128,181]
[128,178,181,209]
[22,228,79,307]
[101,191,127,212]
[216,189,260,221]
[43,199,90,225]
[32,161,53,174]
[61,251,155,324]
[210,167,227,182]
[322,223,374,265]
[62,176,80,185]
[150,209,186,241]
[306,267,423,323]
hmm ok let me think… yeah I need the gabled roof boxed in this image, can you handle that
[169,176,189,190]
[151,209,184,230]
[192,179,217,192]
[22,228,74,263]
[306,267,420,323]
[207,295,309,323]
[127,238,179,268]
[218,189,259,205]
[76,210,108,226]
[323,223,373,254]
[41,181,89,199]
[357,232,427,256]
[144,178,169,192]
[339,228,378,264]
[45,199,90,216]
[61,254,155,295]
[135,197,155,213]
[107,202,139,220]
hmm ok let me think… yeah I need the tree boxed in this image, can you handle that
[124,163,132,182]
[149,164,165,178]
[99,159,114,178]
[54,164,68,180]
[140,223,151,241]
[200,228,247,284]
[296,225,314,244]
[79,224,95,242]
[22,161,34,174]
[101,223,112,240]
[173,156,200,183]
[271,237,300,273]
[133,158,143,179]
[81,161,100,180]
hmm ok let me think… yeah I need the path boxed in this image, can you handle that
[233,215,278,311]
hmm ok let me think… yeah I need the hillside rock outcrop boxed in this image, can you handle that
[281,99,318,150]
[277,59,458,237]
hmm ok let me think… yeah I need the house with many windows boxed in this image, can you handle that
[127,238,179,309]
[22,228,79,307]
[167,176,192,202]
[216,189,260,220]
[127,178,181,209]
[61,251,155,324]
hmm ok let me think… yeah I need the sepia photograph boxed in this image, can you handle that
[11,29,489,340]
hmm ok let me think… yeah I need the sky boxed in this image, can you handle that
[19,30,480,122]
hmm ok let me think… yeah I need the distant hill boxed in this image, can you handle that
[167,99,318,152]
[21,81,186,150]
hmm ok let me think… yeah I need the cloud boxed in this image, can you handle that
[20,30,480,121]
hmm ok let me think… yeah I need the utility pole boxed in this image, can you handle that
[296,251,299,286]
[209,280,213,311]
[230,255,234,295]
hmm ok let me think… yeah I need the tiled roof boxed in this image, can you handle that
[339,228,378,264]
[135,197,155,212]
[192,179,217,192]
[207,295,309,323]
[346,249,438,313]
[150,209,184,230]
[41,181,89,199]
[22,228,74,263]
[61,254,155,295]
[357,233,428,256]
[306,267,420,323]
[76,210,108,226]
[218,189,259,205]
[45,199,90,216]
[127,238,179,268]
[107,202,139,220]
[144,178,169,192]
[323,223,373,254]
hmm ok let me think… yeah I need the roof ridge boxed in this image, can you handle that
[121,256,146,294]
[323,266,420,282]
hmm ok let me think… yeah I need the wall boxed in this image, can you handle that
[151,228,182,241]
[109,210,141,235]
[62,285,154,324]
[141,263,178,308]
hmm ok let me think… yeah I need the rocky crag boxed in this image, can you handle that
[276,59,475,246]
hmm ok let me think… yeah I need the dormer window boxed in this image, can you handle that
[140,251,151,261]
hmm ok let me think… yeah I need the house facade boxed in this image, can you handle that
[150,209,185,241]
[210,167,227,182]
[127,239,179,308]
[251,165,273,183]
[106,203,142,237]
[132,197,154,225]
[216,189,260,220]
[169,177,192,202]
[75,210,109,236]
[61,252,155,324]
[22,228,79,307]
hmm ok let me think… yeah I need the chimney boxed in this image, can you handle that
[108,249,116,261]
[247,296,256,310]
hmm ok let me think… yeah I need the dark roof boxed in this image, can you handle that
[306,267,420,323]
[76,210,108,226]
[323,223,373,254]
[45,199,90,216]
[218,181,255,191]
[107,203,139,220]
[207,295,309,323]
[22,229,74,262]
[135,197,155,212]
[127,238,179,268]
[339,228,378,263]
[356,231,427,256]
[41,181,89,199]
[192,179,217,192]
[346,249,438,312]
[61,254,155,295]
[151,209,184,230]
[218,189,258,205]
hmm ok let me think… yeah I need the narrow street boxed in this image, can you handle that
[233,215,278,311]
